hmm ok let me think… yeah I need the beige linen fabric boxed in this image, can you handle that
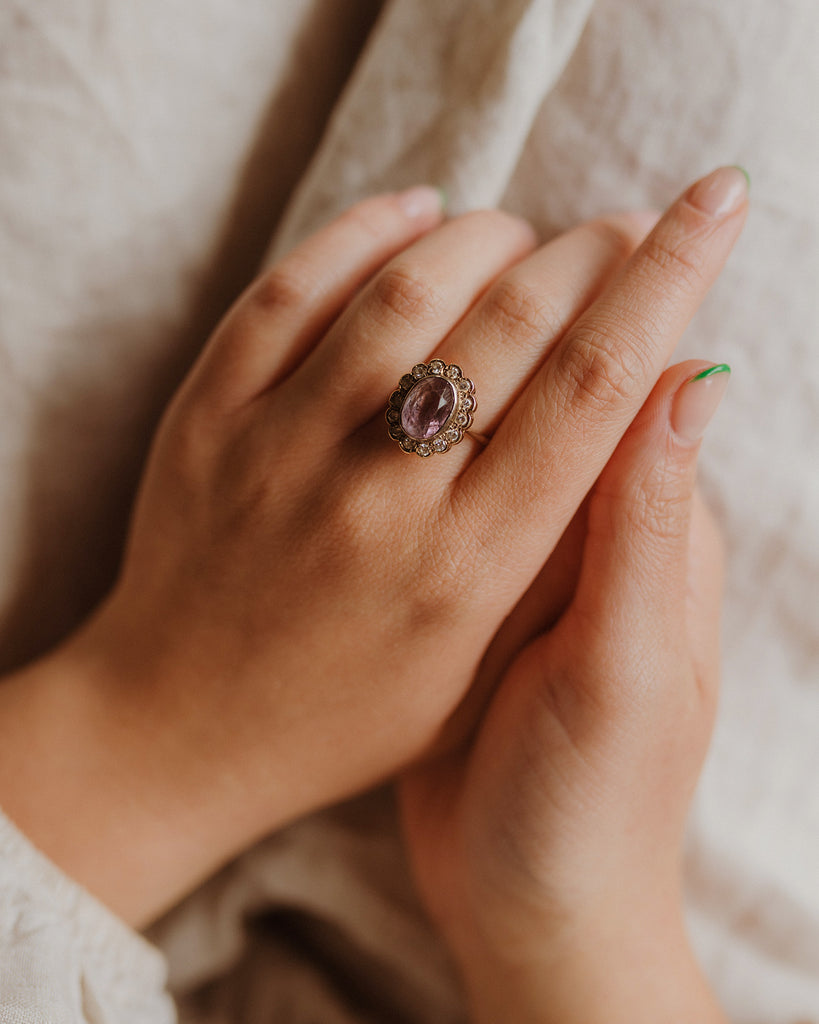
[0,0,382,673]
[0,0,817,1021]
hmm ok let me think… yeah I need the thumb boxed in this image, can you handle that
[568,361,730,677]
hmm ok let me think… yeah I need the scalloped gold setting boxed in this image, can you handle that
[386,359,476,457]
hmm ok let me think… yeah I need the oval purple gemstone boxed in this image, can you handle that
[400,376,457,441]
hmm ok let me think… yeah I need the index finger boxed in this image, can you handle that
[457,166,749,566]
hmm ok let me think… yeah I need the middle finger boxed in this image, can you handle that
[431,211,658,436]
[457,166,749,574]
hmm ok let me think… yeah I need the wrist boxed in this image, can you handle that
[452,903,728,1024]
[0,595,295,927]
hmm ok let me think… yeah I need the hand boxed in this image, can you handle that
[399,362,734,1023]
[0,170,747,927]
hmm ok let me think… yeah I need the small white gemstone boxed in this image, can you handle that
[412,364,427,379]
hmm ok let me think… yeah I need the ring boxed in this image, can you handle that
[386,360,477,457]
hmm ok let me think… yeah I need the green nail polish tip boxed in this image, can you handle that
[436,186,450,211]
[689,363,732,383]
[731,165,751,189]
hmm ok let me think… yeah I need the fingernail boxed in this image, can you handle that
[731,165,751,190]
[671,364,731,443]
[397,185,448,219]
[686,166,749,217]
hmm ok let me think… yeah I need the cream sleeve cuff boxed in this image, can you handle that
[0,807,175,1023]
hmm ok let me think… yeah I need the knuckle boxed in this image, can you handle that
[484,277,565,345]
[555,322,649,415]
[629,472,691,542]
[252,258,316,313]
[585,217,641,262]
[637,233,707,295]
[369,264,444,327]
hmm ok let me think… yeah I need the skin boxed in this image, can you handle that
[0,169,747,1018]
[400,361,730,1023]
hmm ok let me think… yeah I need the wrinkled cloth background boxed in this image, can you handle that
[0,0,817,1021]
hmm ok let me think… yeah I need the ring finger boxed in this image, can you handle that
[283,210,540,435]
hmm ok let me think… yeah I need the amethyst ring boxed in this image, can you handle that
[386,360,477,457]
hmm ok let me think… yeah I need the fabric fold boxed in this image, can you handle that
[269,0,596,257]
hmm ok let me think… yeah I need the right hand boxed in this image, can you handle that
[400,359,732,1023]
[0,170,747,926]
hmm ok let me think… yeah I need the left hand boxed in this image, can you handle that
[0,169,746,928]
[399,361,732,1023]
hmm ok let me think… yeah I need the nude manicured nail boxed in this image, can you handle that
[397,185,448,218]
[671,364,731,443]
[686,167,749,217]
